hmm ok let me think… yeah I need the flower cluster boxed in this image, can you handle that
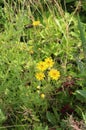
[35,57,60,81]
[36,57,54,72]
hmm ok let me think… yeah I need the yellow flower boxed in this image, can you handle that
[36,61,47,71]
[40,93,45,99]
[35,72,45,80]
[44,57,54,68]
[32,21,40,26]
[48,69,60,80]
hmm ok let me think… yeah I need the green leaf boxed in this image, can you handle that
[46,111,57,125]
[0,109,6,123]
[65,0,76,3]
[82,112,86,124]
[52,107,59,121]
[77,14,86,56]
[82,1,86,11]
[76,90,86,99]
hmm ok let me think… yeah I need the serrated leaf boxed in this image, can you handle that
[46,111,57,125]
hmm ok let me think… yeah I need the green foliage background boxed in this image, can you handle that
[0,0,86,130]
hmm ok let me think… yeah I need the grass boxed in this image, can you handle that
[0,0,86,130]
